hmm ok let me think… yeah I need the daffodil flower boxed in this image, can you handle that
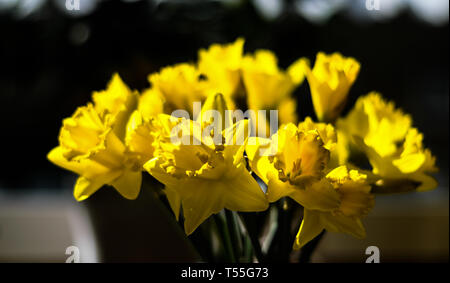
[148,63,210,115]
[294,166,374,249]
[247,121,374,247]
[144,93,269,235]
[242,50,307,140]
[305,52,360,123]
[337,92,437,192]
[242,50,308,132]
[357,128,438,193]
[246,122,335,204]
[337,92,412,158]
[198,38,245,98]
[48,74,142,201]
[48,104,142,201]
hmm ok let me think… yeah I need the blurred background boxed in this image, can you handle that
[0,0,448,262]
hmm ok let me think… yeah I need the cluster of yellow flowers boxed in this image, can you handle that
[48,38,438,250]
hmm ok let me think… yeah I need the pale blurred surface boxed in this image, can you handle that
[0,190,98,263]
[0,183,201,263]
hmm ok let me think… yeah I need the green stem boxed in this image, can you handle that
[225,210,241,262]
[238,212,265,263]
[213,214,236,263]
[243,234,253,263]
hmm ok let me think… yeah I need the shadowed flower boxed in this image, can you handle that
[359,128,438,192]
[337,92,412,158]
[294,166,374,249]
[337,92,437,192]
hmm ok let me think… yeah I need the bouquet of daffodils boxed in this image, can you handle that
[48,38,438,262]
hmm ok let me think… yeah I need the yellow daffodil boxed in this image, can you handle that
[247,122,373,247]
[48,104,142,201]
[198,38,245,98]
[242,50,308,133]
[48,74,142,201]
[294,166,374,249]
[337,92,437,192]
[148,63,210,115]
[144,93,268,235]
[358,128,438,193]
[246,122,334,204]
[305,52,360,123]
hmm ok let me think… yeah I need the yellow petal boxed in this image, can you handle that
[297,116,337,151]
[179,179,226,235]
[197,92,232,133]
[242,50,299,111]
[92,73,138,140]
[289,178,340,212]
[393,153,426,174]
[165,187,181,220]
[111,169,142,200]
[223,119,250,165]
[287,57,309,84]
[74,170,121,201]
[149,63,208,114]
[59,104,108,160]
[47,146,116,180]
[413,174,438,192]
[144,157,182,188]
[321,213,366,239]
[198,38,244,97]
[278,97,298,125]
[266,177,296,203]
[293,209,324,250]
[223,167,269,212]
[138,88,165,120]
